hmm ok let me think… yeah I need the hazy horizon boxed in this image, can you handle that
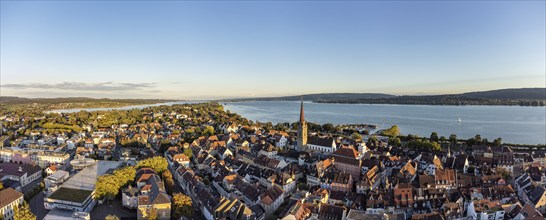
[1,1,545,99]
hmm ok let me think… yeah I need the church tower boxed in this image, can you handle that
[297,99,308,148]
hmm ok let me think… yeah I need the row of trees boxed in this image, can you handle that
[376,123,506,151]
[95,156,169,200]
[406,139,442,151]
[94,166,136,200]
[136,156,169,174]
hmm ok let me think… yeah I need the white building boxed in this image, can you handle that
[306,136,337,154]
[0,163,42,188]
[122,186,139,209]
[45,170,70,188]
[259,185,284,215]
[37,152,71,168]
[0,188,24,220]
[466,201,505,220]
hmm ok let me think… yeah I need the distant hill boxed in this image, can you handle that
[461,88,546,99]
[0,96,175,105]
[224,88,546,106]
[0,97,177,113]
[222,93,395,102]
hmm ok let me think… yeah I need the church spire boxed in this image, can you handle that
[299,97,305,122]
[297,96,308,148]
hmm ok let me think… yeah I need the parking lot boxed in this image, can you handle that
[90,199,137,220]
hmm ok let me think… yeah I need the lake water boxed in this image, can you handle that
[47,100,546,145]
[223,101,546,145]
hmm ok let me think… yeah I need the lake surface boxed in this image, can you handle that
[47,100,546,145]
[223,101,546,145]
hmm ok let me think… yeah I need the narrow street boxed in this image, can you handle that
[29,192,49,220]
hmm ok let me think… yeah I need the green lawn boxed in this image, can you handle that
[49,187,93,203]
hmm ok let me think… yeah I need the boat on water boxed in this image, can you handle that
[457,117,462,123]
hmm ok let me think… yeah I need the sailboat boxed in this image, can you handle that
[457,117,462,123]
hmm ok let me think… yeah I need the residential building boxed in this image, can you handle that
[0,163,41,188]
[0,188,24,220]
[45,170,70,188]
[214,197,257,220]
[259,185,284,215]
[36,152,70,168]
[332,145,361,181]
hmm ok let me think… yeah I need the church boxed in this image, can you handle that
[297,100,337,154]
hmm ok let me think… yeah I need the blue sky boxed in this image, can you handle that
[1,1,544,99]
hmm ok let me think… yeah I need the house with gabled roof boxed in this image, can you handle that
[0,188,24,220]
[435,168,457,189]
[513,202,544,220]
[527,186,546,214]
[214,197,257,220]
[133,173,171,220]
[331,145,361,182]
[259,185,284,215]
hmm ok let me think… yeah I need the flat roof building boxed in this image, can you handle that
[44,160,121,213]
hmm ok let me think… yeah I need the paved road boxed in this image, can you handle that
[29,191,49,220]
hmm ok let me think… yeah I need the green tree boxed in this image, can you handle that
[449,134,457,144]
[172,193,193,219]
[430,132,439,142]
[273,123,288,131]
[367,136,379,147]
[13,202,36,220]
[291,122,299,130]
[203,126,215,136]
[474,134,482,145]
[493,138,502,146]
[162,170,175,195]
[351,132,362,140]
[322,123,335,133]
[439,136,447,143]
[407,134,418,141]
[112,166,136,188]
[381,125,400,137]
[406,140,441,151]
[388,137,401,147]
[183,147,193,159]
[94,174,120,200]
[137,157,169,174]
[466,138,476,147]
